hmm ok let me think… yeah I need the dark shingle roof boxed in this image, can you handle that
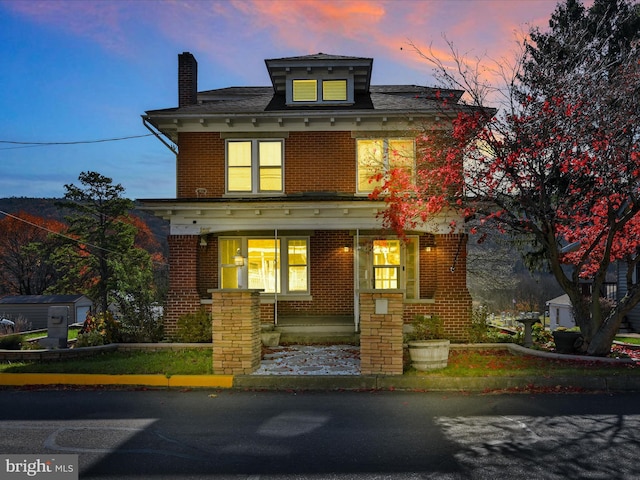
[0,295,88,305]
[145,84,466,116]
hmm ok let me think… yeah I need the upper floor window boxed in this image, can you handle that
[322,80,347,101]
[293,80,317,102]
[357,138,415,193]
[226,139,283,194]
[292,79,349,104]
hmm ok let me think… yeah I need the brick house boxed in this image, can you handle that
[142,52,484,341]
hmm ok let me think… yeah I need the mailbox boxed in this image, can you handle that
[40,306,69,349]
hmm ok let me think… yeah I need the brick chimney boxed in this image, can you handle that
[178,52,198,107]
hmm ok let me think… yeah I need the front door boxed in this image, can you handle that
[355,237,419,324]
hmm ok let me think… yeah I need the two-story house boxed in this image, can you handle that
[142,52,485,341]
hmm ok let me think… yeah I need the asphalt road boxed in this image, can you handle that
[1,388,640,479]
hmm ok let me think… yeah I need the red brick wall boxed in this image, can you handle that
[175,131,357,198]
[197,235,217,297]
[434,233,472,341]
[285,131,356,193]
[165,235,201,337]
[277,230,354,317]
[419,234,437,298]
[177,133,225,198]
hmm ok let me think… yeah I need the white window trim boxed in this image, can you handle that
[225,139,285,195]
[357,235,419,299]
[219,236,310,295]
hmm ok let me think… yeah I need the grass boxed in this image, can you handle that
[0,346,637,377]
[20,327,81,343]
[616,336,640,345]
[0,349,213,376]
[405,349,639,377]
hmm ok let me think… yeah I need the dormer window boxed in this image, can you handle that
[292,78,349,104]
[322,80,347,101]
[293,80,317,102]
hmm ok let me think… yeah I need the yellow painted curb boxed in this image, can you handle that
[169,375,234,388]
[0,373,233,388]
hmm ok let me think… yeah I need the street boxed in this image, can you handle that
[0,388,639,479]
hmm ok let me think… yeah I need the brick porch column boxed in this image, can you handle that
[211,289,261,375]
[359,290,404,375]
[434,233,472,341]
[165,234,201,338]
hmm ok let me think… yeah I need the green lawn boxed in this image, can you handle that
[0,346,636,377]
[406,349,639,377]
[0,349,213,376]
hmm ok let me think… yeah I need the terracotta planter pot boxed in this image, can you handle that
[408,339,450,371]
[553,331,583,354]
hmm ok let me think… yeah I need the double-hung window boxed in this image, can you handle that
[356,138,415,193]
[226,139,283,194]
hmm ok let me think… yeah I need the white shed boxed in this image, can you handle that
[546,294,576,331]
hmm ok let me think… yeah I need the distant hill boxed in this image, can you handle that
[0,197,169,256]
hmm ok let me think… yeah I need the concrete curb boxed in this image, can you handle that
[1,372,639,392]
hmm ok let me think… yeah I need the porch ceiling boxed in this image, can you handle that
[140,200,462,235]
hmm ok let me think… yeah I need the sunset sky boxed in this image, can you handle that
[0,0,568,199]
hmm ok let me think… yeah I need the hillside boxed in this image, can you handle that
[0,197,169,256]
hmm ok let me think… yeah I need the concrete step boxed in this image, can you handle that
[278,332,360,345]
[268,316,359,344]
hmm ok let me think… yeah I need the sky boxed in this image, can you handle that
[0,0,567,200]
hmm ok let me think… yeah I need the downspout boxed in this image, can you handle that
[142,116,178,155]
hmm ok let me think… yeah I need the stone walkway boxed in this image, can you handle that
[253,345,360,375]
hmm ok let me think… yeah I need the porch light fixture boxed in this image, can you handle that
[199,236,208,247]
[343,246,351,253]
[233,248,245,267]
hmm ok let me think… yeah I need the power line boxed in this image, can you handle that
[0,133,154,150]
[0,210,168,267]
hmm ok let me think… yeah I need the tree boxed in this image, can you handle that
[377,0,640,355]
[0,211,66,295]
[57,172,160,318]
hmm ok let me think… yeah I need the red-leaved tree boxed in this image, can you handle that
[0,211,67,295]
[375,0,640,355]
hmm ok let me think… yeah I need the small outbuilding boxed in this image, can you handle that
[0,295,93,330]
[546,294,576,331]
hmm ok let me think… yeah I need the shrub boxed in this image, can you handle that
[0,334,22,350]
[468,305,490,343]
[406,315,445,341]
[75,330,105,347]
[175,309,212,343]
[79,311,120,345]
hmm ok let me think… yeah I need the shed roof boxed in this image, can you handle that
[0,295,91,305]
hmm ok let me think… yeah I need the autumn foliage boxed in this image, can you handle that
[376,0,640,356]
